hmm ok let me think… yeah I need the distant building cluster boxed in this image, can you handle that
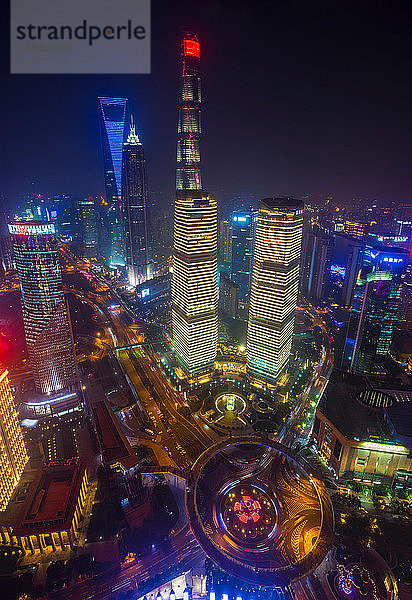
[0,24,411,600]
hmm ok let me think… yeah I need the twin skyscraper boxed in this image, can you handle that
[171,33,304,385]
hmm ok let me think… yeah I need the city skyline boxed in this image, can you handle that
[1,1,412,209]
[1,5,412,600]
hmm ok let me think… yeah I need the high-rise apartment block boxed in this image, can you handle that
[78,198,98,256]
[247,198,303,384]
[219,271,239,319]
[218,219,232,268]
[301,228,333,302]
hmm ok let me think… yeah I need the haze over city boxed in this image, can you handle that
[0,2,411,600]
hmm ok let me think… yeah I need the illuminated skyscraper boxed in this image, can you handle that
[78,198,98,256]
[345,246,407,374]
[98,97,127,268]
[231,210,257,306]
[122,118,151,286]
[344,220,367,239]
[176,33,202,191]
[0,368,28,510]
[218,219,232,268]
[219,271,239,319]
[9,222,78,395]
[301,228,333,302]
[172,191,218,374]
[172,33,218,375]
[247,198,304,384]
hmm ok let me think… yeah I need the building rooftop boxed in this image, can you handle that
[89,386,139,470]
[0,459,86,535]
[0,464,39,528]
[261,197,303,211]
[317,370,396,442]
[14,459,86,536]
[384,403,412,448]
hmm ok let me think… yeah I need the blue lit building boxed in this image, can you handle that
[343,245,408,374]
[98,97,127,268]
[230,210,256,307]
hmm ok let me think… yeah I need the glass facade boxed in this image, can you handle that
[78,198,98,254]
[176,33,202,191]
[346,246,407,374]
[98,97,127,267]
[172,191,218,374]
[230,211,257,304]
[301,229,333,302]
[122,120,151,286]
[0,369,28,510]
[172,34,218,375]
[9,221,78,395]
[247,198,304,384]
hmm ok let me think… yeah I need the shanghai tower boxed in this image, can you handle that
[176,33,202,191]
[172,33,218,376]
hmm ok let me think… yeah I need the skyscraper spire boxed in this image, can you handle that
[122,120,151,286]
[127,115,141,145]
[172,32,218,375]
[176,32,202,191]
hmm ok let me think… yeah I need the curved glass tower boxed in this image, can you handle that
[172,33,218,376]
[176,33,202,191]
[98,97,127,268]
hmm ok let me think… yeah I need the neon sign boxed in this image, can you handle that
[233,216,248,223]
[330,264,346,277]
[382,257,403,263]
[361,441,407,454]
[8,223,55,236]
[141,288,150,298]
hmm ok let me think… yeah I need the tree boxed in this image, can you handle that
[348,481,362,494]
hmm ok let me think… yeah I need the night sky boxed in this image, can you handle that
[1,0,411,211]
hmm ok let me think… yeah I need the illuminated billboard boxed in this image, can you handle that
[8,222,55,236]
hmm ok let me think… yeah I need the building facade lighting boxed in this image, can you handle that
[247,198,303,384]
[0,369,28,511]
[9,221,78,395]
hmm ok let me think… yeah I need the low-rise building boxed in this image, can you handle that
[0,458,88,554]
[312,370,412,487]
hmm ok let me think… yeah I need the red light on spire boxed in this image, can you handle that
[183,39,200,58]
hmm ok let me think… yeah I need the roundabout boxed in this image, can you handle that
[186,437,334,587]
